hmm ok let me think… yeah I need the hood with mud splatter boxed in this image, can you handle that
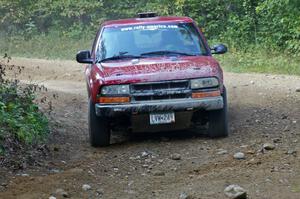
[98,56,222,84]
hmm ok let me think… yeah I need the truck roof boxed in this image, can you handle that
[102,16,194,27]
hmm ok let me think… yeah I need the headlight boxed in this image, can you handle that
[191,77,219,89]
[101,85,130,95]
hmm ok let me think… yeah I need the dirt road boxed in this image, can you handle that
[0,57,300,199]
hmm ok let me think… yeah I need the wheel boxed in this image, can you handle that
[208,87,228,138]
[88,98,110,147]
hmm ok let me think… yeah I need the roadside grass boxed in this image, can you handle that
[0,34,299,76]
[217,50,300,76]
[0,33,92,60]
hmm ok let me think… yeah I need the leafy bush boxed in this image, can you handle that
[0,56,49,154]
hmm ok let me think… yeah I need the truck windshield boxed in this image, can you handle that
[97,23,208,61]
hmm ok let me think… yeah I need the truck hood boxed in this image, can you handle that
[97,56,222,84]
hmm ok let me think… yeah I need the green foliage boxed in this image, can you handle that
[0,0,103,36]
[256,0,300,55]
[0,0,299,73]
[0,59,49,152]
[1,0,300,53]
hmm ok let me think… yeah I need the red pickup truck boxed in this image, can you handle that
[76,13,228,147]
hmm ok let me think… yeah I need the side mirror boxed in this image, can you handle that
[76,50,93,63]
[211,44,227,54]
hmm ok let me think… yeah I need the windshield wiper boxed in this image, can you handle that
[98,55,145,63]
[141,50,197,57]
[98,51,198,63]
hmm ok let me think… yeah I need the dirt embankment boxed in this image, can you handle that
[0,57,299,199]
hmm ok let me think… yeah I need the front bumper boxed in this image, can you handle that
[95,97,223,117]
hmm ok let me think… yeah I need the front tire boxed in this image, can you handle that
[208,87,228,138]
[88,99,110,147]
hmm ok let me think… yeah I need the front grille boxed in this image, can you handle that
[131,80,191,101]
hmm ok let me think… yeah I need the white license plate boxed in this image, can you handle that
[149,112,175,125]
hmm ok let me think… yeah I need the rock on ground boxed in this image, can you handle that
[233,152,245,160]
[82,184,92,191]
[54,188,69,198]
[179,192,193,199]
[263,143,275,150]
[216,149,228,155]
[153,170,165,176]
[224,184,247,199]
[170,153,181,160]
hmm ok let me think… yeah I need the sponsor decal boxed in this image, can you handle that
[121,24,178,31]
